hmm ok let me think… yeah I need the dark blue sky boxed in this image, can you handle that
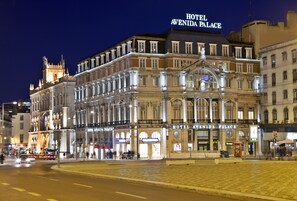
[0,0,296,103]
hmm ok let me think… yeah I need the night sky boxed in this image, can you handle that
[0,0,296,103]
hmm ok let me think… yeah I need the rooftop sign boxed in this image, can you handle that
[171,13,222,29]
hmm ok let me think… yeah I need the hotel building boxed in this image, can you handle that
[75,29,261,159]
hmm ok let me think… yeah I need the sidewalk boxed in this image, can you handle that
[52,159,297,201]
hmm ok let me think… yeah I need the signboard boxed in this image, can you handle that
[171,13,222,29]
[141,138,159,143]
[250,125,258,142]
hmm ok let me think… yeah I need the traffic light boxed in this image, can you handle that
[273,131,278,143]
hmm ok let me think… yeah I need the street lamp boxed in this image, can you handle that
[1,101,17,154]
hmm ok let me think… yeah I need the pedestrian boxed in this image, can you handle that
[0,153,5,164]
[86,151,89,159]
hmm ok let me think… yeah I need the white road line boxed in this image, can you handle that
[47,199,58,201]
[28,192,41,197]
[12,187,26,192]
[73,183,93,188]
[1,183,10,186]
[39,176,59,182]
[116,191,147,200]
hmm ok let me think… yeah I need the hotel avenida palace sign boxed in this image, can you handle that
[171,13,222,29]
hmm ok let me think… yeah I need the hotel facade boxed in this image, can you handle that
[75,29,261,159]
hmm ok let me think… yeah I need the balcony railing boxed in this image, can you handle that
[138,119,164,124]
[238,119,258,124]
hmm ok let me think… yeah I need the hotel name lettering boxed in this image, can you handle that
[173,124,236,129]
[171,13,222,29]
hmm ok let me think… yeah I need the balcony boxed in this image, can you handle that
[238,119,258,124]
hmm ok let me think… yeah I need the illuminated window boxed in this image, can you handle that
[139,58,146,68]
[185,42,193,54]
[150,41,158,53]
[235,47,242,58]
[271,54,276,68]
[238,109,243,120]
[245,48,252,59]
[172,41,179,53]
[209,44,217,56]
[138,40,145,53]
[236,63,243,72]
[197,43,205,55]
[222,45,229,57]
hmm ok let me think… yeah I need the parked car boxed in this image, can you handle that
[15,155,35,164]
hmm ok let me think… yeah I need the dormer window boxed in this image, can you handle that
[172,41,179,54]
[245,48,252,59]
[150,41,158,53]
[138,40,145,53]
[235,47,242,58]
[185,42,193,54]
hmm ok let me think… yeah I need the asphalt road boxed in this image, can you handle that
[0,160,240,201]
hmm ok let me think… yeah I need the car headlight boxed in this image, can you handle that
[16,158,21,163]
[25,158,31,163]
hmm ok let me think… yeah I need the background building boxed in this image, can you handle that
[75,29,261,159]
[259,39,297,156]
[11,100,31,157]
[29,56,76,158]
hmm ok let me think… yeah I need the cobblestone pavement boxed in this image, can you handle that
[53,159,297,201]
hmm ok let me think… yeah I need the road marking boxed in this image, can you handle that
[116,191,147,200]
[28,192,41,197]
[39,176,59,182]
[1,183,10,186]
[47,199,58,201]
[73,183,93,188]
[12,187,26,192]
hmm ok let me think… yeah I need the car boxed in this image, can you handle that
[15,156,34,164]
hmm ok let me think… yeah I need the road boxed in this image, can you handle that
[0,160,240,201]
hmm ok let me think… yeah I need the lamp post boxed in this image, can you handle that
[1,101,17,154]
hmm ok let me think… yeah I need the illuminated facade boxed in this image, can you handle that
[75,29,261,159]
[259,39,297,154]
[29,56,76,158]
[227,10,297,58]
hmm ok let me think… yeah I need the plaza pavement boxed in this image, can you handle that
[52,158,297,201]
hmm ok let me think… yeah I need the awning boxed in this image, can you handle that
[276,139,294,145]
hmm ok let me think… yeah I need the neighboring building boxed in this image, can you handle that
[227,10,297,57]
[259,39,297,155]
[0,102,17,155]
[29,56,76,158]
[11,100,31,156]
[75,29,261,160]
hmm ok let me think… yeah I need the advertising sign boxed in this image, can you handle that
[250,125,258,142]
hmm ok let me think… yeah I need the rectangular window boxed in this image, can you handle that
[173,76,179,86]
[248,110,254,119]
[20,115,24,121]
[272,91,276,105]
[263,93,268,103]
[245,48,252,59]
[282,51,287,62]
[151,58,159,69]
[138,40,145,53]
[20,122,24,130]
[140,76,146,86]
[172,41,179,53]
[263,74,267,85]
[173,59,180,68]
[222,45,229,57]
[150,41,158,53]
[185,42,193,54]
[247,64,253,73]
[197,43,205,55]
[294,69,297,83]
[272,73,276,86]
[122,44,126,55]
[139,58,146,68]
[238,110,243,120]
[283,89,288,99]
[209,44,217,56]
[283,71,287,80]
[225,78,231,87]
[152,77,159,87]
[20,134,24,143]
[237,79,242,89]
[236,63,243,72]
[235,47,242,58]
[271,54,276,68]
[262,56,267,66]
[292,49,297,64]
